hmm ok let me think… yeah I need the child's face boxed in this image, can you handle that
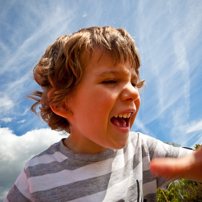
[65,50,141,153]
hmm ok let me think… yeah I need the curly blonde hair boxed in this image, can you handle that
[28,26,144,132]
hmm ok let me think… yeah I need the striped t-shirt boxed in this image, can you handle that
[5,132,191,202]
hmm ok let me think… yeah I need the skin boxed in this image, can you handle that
[150,146,202,182]
[52,50,141,154]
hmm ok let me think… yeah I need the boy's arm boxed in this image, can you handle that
[150,146,202,182]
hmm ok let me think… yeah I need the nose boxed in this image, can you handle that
[120,83,139,102]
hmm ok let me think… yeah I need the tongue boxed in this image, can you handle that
[111,117,127,127]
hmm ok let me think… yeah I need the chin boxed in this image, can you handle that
[111,141,128,150]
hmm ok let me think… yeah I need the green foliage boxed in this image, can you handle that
[157,179,202,201]
[194,144,201,150]
[157,143,202,202]
[165,142,181,147]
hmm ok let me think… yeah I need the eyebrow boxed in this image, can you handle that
[96,70,138,79]
[96,70,120,77]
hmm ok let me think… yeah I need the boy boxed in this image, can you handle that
[5,26,201,201]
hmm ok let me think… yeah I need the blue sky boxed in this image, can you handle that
[0,0,202,199]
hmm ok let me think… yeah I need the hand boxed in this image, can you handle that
[150,146,202,182]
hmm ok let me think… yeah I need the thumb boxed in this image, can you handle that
[150,147,202,182]
[150,156,192,179]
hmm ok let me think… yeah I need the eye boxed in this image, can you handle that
[101,79,118,85]
[131,80,138,87]
[131,82,137,87]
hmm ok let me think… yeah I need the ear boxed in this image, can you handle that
[50,102,73,119]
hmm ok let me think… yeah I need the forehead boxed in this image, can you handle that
[83,49,138,77]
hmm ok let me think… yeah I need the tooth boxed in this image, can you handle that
[116,113,131,118]
[118,114,123,118]
[123,114,127,118]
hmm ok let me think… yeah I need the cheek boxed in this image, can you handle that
[131,97,141,124]
[135,97,141,111]
[87,93,115,123]
[93,89,115,107]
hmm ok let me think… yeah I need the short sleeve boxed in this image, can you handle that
[5,169,32,202]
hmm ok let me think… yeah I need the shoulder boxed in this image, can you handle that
[129,132,191,159]
[25,139,65,169]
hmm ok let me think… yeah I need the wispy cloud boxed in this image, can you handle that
[0,118,12,123]
[82,12,87,18]
[185,120,202,134]
[0,1,75,123]
[133,117,155,138]
[17,119,25,124]
[0,95,14,115]
[177,119,202,147]
[135,0,202,146]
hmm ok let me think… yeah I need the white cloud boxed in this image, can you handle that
[0,127,68,200]
[0,118,12,123]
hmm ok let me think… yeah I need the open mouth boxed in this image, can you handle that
[110,113,132,128]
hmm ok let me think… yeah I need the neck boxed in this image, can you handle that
[63,135,107,154]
